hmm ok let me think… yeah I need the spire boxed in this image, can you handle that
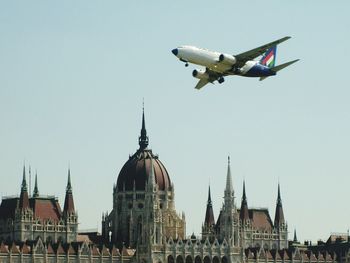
[21,165,28,192]
[204,185,215,226]
[274,183,285,226]
[225,156,233,195]
[239,180,249,221]
[63,169,75,215]
[66,168,72,193]
[138,106,149,150]
[19,165,29,209]
[33,171,39,197]
[293,229,298,242]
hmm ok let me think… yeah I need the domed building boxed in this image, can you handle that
[101,110,186,253]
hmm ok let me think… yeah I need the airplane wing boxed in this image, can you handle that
[195,79,210,90]
[194,68,225,90]
[235,36,291,66]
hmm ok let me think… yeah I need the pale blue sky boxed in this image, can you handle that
[1,1,349,242]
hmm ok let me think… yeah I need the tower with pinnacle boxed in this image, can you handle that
[103,108,185,263]
[0,166,78,243]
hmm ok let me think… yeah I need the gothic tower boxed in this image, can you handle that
[63,169,78,243]
[217,157,238,247]
[103,109,186,262]
[273,183,288,249]
[202,186,215,240]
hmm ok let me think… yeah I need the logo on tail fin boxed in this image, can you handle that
[260,46,277,68]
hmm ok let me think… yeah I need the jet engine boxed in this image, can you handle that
[192,69,209,80]
[219,53,237,65]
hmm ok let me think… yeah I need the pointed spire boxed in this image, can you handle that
[21,165,27,192]
[63,168,75,215]
[274,183,285,226]
[225,156,233,195]
[293,229,298,242]
[138,105,149,150]
[66,168,72,193]
[33,171,39,197]
[239,180,249,221]
[204,185,215,226]
[19,165,29,209]
[207,185,212,204]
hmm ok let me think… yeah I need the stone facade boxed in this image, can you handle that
[0,110,340,263]
[0,168,78,244]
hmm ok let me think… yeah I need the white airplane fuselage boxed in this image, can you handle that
[174,46,235,73]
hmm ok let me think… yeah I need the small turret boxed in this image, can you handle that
[139,106,149,150]
[204,186,215,227]
[239,181,249,222]
[63,169,75,215]
[33,172,39,198]
[293,229,298,242]
[19,165,29,210]
[274,183,285,226]
[224,156,234,197]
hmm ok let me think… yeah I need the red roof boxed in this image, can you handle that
[0,242,9,253]
[237,208,273,230]
[250,209,273,231]
[21,243,31,254]
[0,196,63,223]
[31,198,62,222]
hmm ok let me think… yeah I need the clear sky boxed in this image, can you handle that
[1,1,349,243]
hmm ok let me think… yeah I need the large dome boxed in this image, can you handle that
[116,111,171,192]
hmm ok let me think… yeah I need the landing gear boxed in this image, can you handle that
[185,62,189,67]
[218,77,225,84]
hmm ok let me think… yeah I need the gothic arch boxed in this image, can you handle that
[221,256,228,263]
[168,255,175,263]
[203,256,211,263]
[186,255,193,263]
[195,255,202,263]
[213,257,220,263]
[176,255,184,263]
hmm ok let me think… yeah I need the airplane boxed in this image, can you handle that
[171,36,299,90]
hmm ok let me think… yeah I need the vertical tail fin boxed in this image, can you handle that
[260,46,277,68]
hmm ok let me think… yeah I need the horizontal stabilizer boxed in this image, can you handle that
[271,59,299,73]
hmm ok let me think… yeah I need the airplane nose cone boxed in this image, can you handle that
[172,48,178,56]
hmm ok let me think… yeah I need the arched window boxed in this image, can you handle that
[195,256,202,263]
[203,256,211,263]
[213,257,220,263]
[168,255,175,263]
[221,256,228,263]
[185,256,193,263]
[176,255,184,263]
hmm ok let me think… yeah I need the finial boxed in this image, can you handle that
[33,171,39,197]
[242,180,247,201]
[66,168,72,193]
[21,165,27,192]
[293,229,298,242]
[277,183,282,204]
[207,185,212,204]
[225,156,233,194]
[138,105,149,150]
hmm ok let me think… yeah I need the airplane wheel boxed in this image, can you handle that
[218,77,225,84]
[185,63,189,67]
